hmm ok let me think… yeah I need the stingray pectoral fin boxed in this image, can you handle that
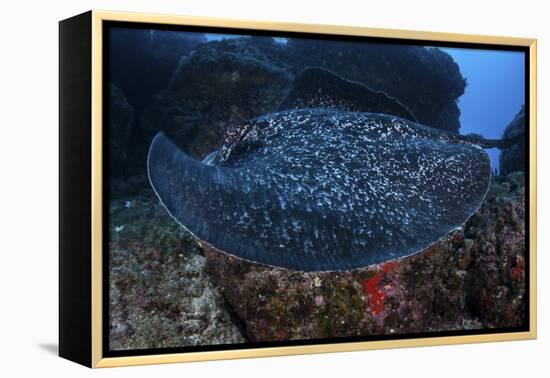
[278,67,417,122]
[149,131,323,270]
[148,132,230,238]
[148,132,270,265]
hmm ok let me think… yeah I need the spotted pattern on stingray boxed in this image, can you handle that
[148,108,490,272]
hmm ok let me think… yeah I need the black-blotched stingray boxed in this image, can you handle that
[147,67,522,272]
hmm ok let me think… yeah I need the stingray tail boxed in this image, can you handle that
[462,132,525,150]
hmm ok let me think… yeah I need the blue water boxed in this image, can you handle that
[441,48,525,173]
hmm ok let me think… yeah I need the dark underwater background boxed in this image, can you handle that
[107,27,526,351]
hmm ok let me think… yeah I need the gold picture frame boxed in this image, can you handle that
[59,9,537,368]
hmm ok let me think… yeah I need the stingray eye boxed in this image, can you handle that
[232,138,264,158]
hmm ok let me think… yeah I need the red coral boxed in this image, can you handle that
[516,255,525,269]
[511,267,522,279]
[361,273,386,316]
[381,260,398,274]
[511,255,525,280]
[451,232,464,246]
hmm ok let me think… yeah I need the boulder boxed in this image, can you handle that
[109,28,206,111]
[108,29,207,179]
[108,192,246,350]
[141,37,466,164]
[500,106,526,175]
[112,35,467,198]
[140,37,294,160]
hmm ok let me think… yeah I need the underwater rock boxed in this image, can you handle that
[109,28,206,112]
[133,38,293,184]
[147,37,465,158]
[108,28,206,179]
[108,84,134,178]
[124,36,465,187]
[463,172,526,326]
[203,174,526,341]
[500,106,526,175]
[108,192,246,350]
[145,37,294,159]
[106,33,472,193]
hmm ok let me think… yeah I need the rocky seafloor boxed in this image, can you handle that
[109,171,526,350]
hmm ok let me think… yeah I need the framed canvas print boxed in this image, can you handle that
[59,10,537,368]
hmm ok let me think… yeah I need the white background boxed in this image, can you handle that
[0,0,547,376]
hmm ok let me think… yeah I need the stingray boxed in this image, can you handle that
[147,67,523,272]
